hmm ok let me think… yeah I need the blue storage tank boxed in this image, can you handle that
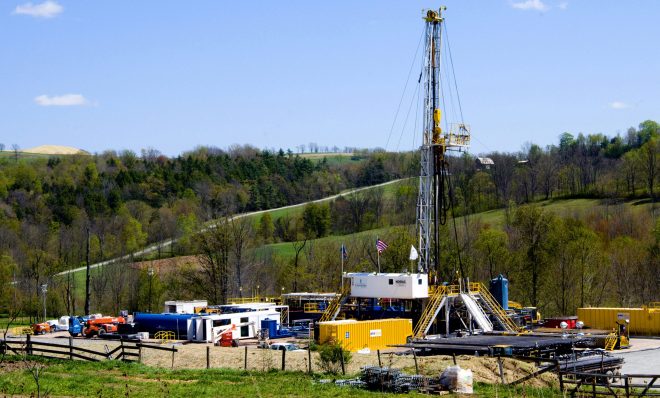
[489,274,509,310]
[134,312,196,339]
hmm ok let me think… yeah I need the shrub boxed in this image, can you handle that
[316,342,351,374]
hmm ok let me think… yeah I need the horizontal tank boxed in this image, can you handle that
[133,312,196,339]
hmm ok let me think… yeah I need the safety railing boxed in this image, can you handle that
[472,283,521,333]
[304,303,321,313]
[154,330,176,344]
[604,333,618,351]
[319,284,351,323]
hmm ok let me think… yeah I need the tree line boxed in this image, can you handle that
[0,146,415,321]
[1,119,657,320]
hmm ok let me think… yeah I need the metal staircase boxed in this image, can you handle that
[413,285,449,338]
[470,283,521,333]
[604,332,618,351]
[279,307,289,326]
[319,283,351,322]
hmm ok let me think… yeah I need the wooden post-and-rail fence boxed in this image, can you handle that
[0,337,177,364]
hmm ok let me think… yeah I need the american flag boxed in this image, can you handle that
[376,239,388,254]
[340,244,348,260]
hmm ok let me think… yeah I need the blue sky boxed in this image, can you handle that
[1,1,658,156]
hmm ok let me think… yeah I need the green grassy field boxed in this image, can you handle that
[0,357,560,398]
[246,178,415,229]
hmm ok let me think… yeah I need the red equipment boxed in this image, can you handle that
[82,316,126,338]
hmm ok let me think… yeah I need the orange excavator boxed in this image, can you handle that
[82,316,126,338]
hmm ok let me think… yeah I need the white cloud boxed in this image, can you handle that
[558,2,568,10]
[13,1,63,18]
[34,94,89,107]
[511,0,549,11]
[609,101,632,110]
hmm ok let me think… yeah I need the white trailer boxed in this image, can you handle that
[190,309,280,342]
[163,300,208,314]
[346,273,429,299]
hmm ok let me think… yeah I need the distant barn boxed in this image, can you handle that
[476,157,494,170]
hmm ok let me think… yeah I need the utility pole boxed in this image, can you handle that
[40,283,48,322]
[84,225,91,316]
[148,267,154,312]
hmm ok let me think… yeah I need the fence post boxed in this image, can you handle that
[592,376,596,398]
[307,346,312,374]
[244,346,248,370]
[339,348,345,375]
[281,348,286,371]
[69,336,73,361]
[171,349,175,369]
[452,353,457,365]
[556,362,563,392]
[624,377,629,398]
[206,346,210,369]
[411,348,419,375]
[497,356,505,384]
[138,344,142,364]
[26,334,31,355]
[377,349,382,368]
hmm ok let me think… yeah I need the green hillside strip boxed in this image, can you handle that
[248,178,414,226]
[464,198,653,228]
[256,226,394,258]
[257,197,654,260]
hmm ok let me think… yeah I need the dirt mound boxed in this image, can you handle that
[22,145,89,155]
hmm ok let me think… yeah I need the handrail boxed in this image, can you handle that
[604,332,618,351]
[154,331,175,344]
[319,284,351,322]
[473,283,521,332]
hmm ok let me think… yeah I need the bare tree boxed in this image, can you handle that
[291,238,307,292]
[230,216,253,296]
[190,219,231,304]
[11,144,19,163]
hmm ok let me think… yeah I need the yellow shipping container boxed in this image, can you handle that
[318,318,413,352]
[577,306,660,336]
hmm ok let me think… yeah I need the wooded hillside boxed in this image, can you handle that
[0,120,658,320]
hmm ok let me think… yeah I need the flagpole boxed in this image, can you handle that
[341,244,344,290]
[377,237,380,273]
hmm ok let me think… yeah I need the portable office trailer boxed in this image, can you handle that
[346,273,429,299]
[211,303,290,325]
[191,309,281,342]
[163,300,208,314]
[318,318,413,352]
